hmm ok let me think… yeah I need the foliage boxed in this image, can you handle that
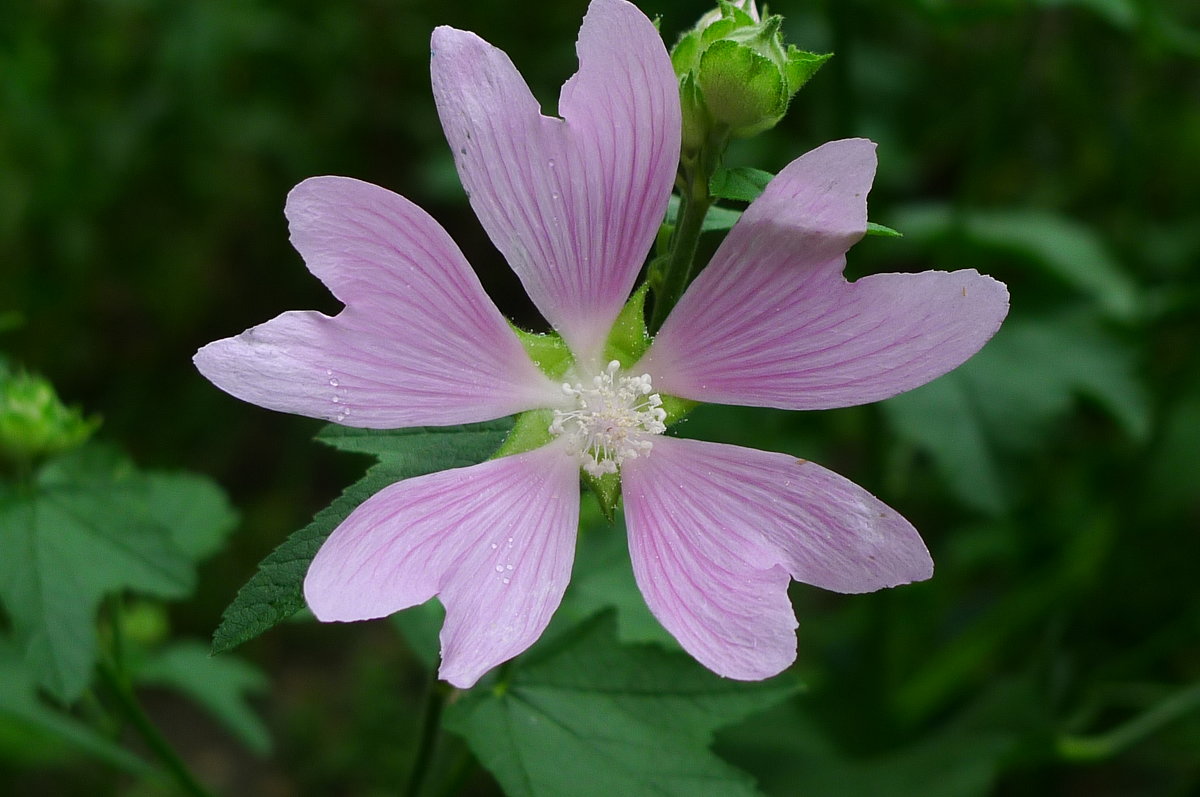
[2,0,1199,794]
[211,420,513,653]
[445,613,798,797]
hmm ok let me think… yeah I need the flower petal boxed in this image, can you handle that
[303,442,581,688]
[640,139,1009,410]
[621,436,932,680]
[431,0,679,362]
[194,176,560,427]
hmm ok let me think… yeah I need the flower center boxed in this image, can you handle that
[549,360,667,477]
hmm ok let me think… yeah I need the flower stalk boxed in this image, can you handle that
[648,126,728,333]
[100,597,215,797]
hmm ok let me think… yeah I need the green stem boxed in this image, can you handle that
[1056,682,1200,762]
[101,596,214,797]
[650,182,711,333]
[648,123,730,333]
[97,661,215,797]
[404,677,449,797]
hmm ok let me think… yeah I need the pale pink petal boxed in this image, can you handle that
[431,0,679,362]
[303,443,580,688]
[640,139,1010,410]
[194,177,560,427]
[621,436,932,680]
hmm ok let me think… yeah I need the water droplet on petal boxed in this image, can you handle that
[502,578,510,585]
[329,377,339,387]
[495,565,504,572]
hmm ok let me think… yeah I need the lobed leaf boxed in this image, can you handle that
[883,313,1150,512]
[444,612,797,797]
[0,638,153,774]
[135,641,271,754]
[0,446,225,701]
[891,204,1140,321]
[709,167,774,203]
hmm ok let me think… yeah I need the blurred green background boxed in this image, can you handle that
[2,0,1199,794]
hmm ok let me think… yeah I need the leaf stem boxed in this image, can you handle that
[1056,681,1200,762]
[101,596,214,797]
[648,129,728,333]
[404,675,449,797]
[96,661,215,797]
[650,182,711,333]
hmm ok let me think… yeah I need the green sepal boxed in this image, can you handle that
[867,221,904,238]
[701,3,761,49]
[490,409,555,460]
[603,283,652,367]
[785,48,832,93]
[509,324,574,381]
[670,26,702,75]
[661,394,700,427]
[583,471,622,523]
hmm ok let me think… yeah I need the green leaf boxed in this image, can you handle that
[140,472,238,561]
[1033,0,1138,29]
[444,613,797,797]
[389,599,445,671]
[561,515,678,649]
[883,370,1008,514]
[719,699,1012,797]
[866,221,903,238]
[0,447,197,701]
[701,175,899,244]
[0,636,153,774]
[892,205,1140,321]
[883,313,1150,512]
[314,419,513,462]
[211,420,513,654]
[134,641,270,755]
[709,166,774,202]
[666,195,744,232]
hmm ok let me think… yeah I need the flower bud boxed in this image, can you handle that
[672,0,830,148]
[0,364,99,461]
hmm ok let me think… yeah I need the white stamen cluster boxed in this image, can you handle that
[549,360,667,477]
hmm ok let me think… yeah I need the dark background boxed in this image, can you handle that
[3,0,1198,793]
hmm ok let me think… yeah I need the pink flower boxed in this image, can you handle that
[194,0,1008,688]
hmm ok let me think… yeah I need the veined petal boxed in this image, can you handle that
[622,438,797,681]
[194,177,560,428]
[431,0,679,363]
[622,436,932,680]
[640,139,1009,410]
[303,442,581,689]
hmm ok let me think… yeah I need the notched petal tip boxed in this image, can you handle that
[304,445,581,686]
[430,0,678,361]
